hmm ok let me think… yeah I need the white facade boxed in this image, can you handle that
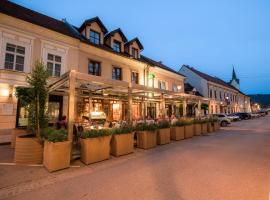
[179,65,251,114]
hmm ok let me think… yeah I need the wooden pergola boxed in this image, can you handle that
[48,70,206,141]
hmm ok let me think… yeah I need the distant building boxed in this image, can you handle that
[179,65,251,114]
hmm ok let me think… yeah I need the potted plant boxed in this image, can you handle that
[207,118,214,133]
[14,61,49,164]
[170,120,185,141]
[184,119,194,139]
[80,129,112,164]
[42,128,71,172]
[135,123,157,149]
[111,125,134,157]
[157,120,171,145]
[201,119,209,135]
[212,118,220,131]
[193,119,202,136]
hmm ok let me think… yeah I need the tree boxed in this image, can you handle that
[16,60,49,139]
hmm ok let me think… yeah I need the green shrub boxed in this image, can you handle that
[172,119,193,126]
[135,123,158,131]
[111,125,133,135]
[41,128,67,142]
[81,129,112,139]
[157,120,170,129]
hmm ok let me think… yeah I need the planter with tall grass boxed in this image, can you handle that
[184,120,194,139]
[193,119,202,136]
[157,120,171,145]
[111,126,134,157]
[80,129,112,164]
[42,129,71,172]
[201,119,209,135]
[136,123,157,149]
[170,120,185,141]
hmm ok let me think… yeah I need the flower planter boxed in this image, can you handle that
[184,125,194,138]
[170,126,185,140]
[43,140,71,172]
[157,128,171,145]
[111,133,134,157]
[201,123,208,135]
[194,124,202,136]
[14,135,43,164]
[11,128,28,148]
[80,135,112,165]
[213,122,220,131]
[136,131,157,149]
[207,123,214,133]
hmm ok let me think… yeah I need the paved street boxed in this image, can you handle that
[1,116,270,200]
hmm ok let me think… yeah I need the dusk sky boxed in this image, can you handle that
[12,0,270,94]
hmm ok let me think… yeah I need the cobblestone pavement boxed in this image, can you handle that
[0,116,270,200]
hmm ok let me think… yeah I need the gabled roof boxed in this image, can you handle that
[182,65,246,95]
[104,28,128,43]
[0,0,79,39]
[184,83,203,97]
[78,16,108,33]
[141,55,185,77]
[125,37,144,50]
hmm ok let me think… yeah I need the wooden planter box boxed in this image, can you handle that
[136,131,157,149]
[184,125,194,138]
[201,123,208,135]
[194,124,202,136]
[14,135,43,164]
[11,128,28,148]
[170,126,185,141]
[80,135,112,165]
[213,122,220,131]
[43,140,71,172]
[207,123,214,133]
[111,133,134,157]
[157,128,171,145]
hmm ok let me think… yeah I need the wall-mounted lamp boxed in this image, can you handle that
[0,88,10,97]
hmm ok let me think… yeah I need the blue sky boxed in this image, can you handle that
[12,0,270,94]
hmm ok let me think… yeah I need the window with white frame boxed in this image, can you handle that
[4,43,25,72]
[46,53,62,77]
[158,80,166,90]
[172,83,178,92]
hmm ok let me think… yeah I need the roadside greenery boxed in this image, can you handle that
[157,120,170,129]
[41,128,67,142]
[15,61,49,139]
[81,129,112,139]
[135,123,158,131]
[111,125,133,135]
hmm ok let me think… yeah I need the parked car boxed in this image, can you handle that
[213,114,231,127]
[228,113,241,121]
[258,109,268,116]
[250,113,260,118]
[234,112,251,120]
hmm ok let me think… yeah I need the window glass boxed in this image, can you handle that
[88,61,101,76]
[112,67,122,80]
[46,54,62,77]
[113,41,121,52]
[132,48,138,58]
[131,71,139,84]
[90,30,100,45]
[4,43,25,71]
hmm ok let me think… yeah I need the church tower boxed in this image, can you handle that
[229,66,240,90]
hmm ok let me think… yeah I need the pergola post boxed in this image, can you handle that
[128,86,133,123]
[183,99,187,117]
[67,70,76,142]
[160,94,166,118]
[197,99,201,117]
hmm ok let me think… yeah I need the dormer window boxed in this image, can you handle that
[113,40,121,52]
[132,48,139,58]
[90,30,100,45]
